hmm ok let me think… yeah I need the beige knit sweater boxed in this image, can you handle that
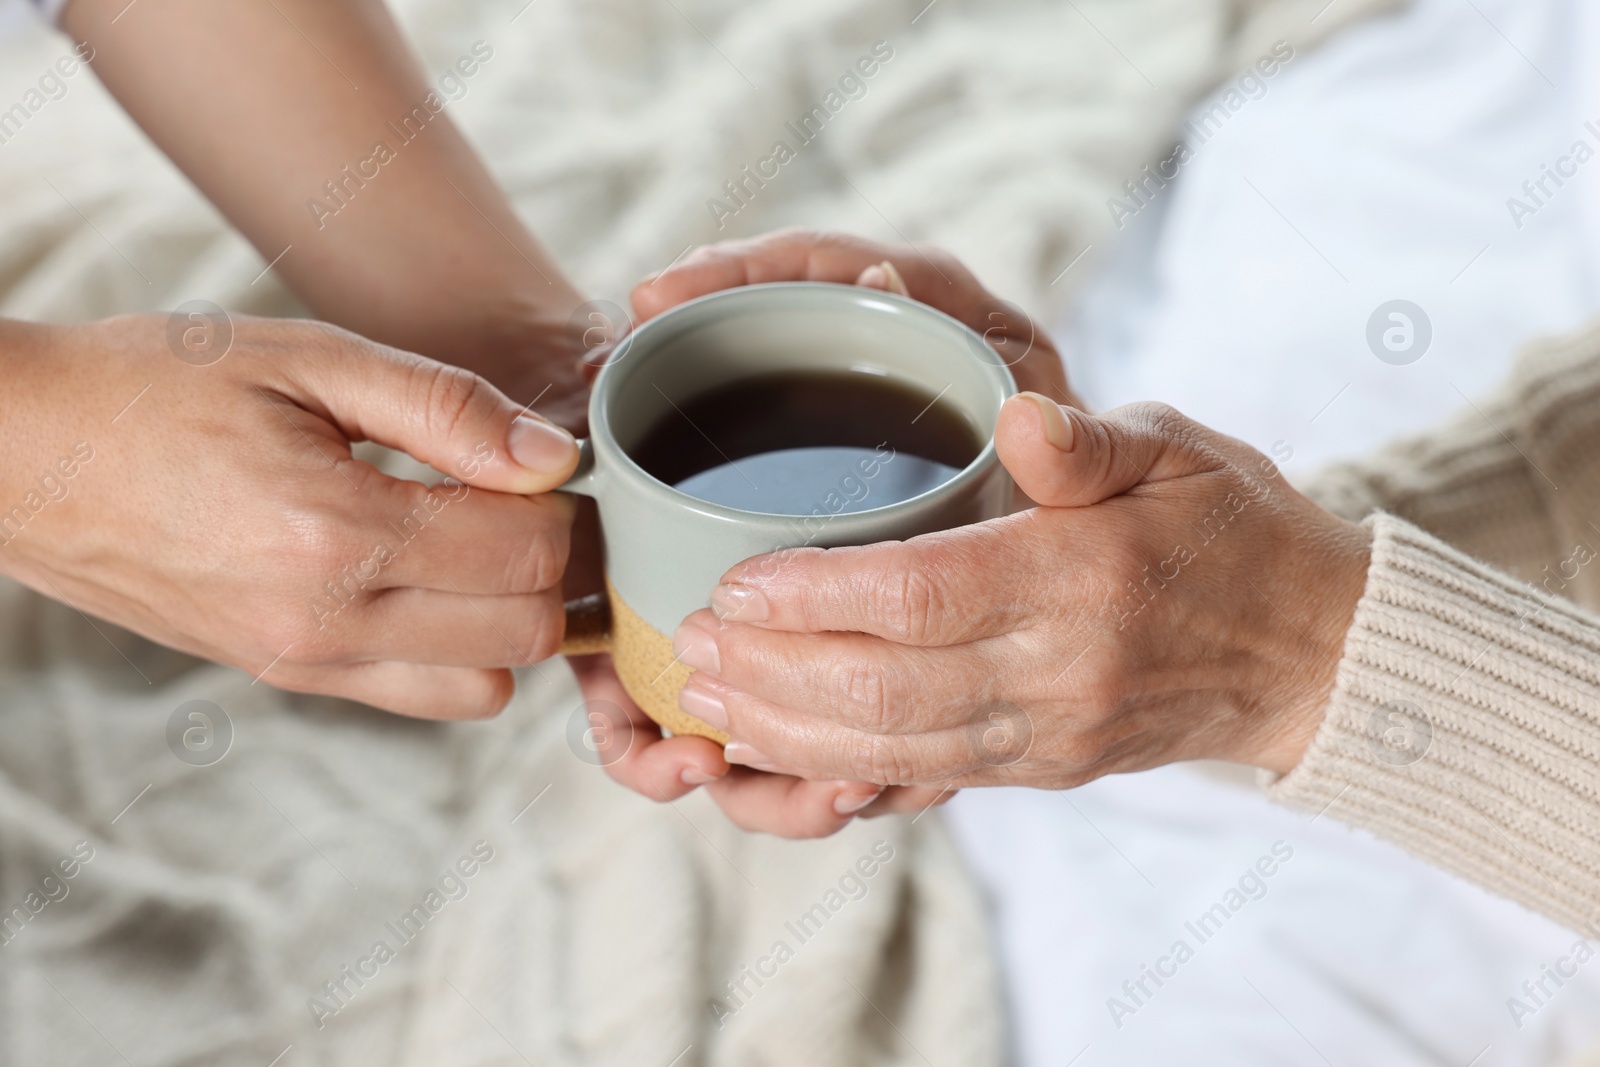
[1271,322,1600,933]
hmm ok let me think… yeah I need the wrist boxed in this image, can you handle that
[1243,515,1374,776]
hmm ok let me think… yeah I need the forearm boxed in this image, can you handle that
[63,0,584,382]
[0,319,70,545]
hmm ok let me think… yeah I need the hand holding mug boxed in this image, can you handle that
[0,314,580,719]
[635,228,1076,408]
[671,394,1374,789]
[576,231,1059,836]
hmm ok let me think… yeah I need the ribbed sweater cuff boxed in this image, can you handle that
[1265,513,1600,933]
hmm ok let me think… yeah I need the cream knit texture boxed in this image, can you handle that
[1275,321,1600,932]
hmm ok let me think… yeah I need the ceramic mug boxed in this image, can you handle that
[556,282,1016,742]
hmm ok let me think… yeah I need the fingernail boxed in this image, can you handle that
[724,740,771,767]
[679,684,729,732]
[1020,392,1073,451]
[508,415,578,472]
[711,583,768,623]
[680,767,720,786]
[833,786,883,815]
[857,264,887,290]
[877,260,909,296]
[672,623,721,674]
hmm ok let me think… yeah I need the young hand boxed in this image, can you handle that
[0,314,580,720]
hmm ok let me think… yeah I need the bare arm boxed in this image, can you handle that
[62,0,587,416]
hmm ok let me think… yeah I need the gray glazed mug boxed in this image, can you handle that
[557,282,1015,741]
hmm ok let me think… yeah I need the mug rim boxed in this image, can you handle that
[590,281,1017,530]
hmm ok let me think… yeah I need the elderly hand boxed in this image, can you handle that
[588,228,1074,834]
[670,393,1374,793]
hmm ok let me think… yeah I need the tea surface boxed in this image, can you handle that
[630,370,980,515]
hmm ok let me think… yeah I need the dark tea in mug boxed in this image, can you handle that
[629,369,982,515]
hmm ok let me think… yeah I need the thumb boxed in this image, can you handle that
[995,393,1219,507]
[298,341,582,494]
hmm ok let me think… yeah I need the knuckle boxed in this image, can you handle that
[713,797,777,833]
[1074,655,1131,721]
[755,546,817,618]
[476,671,517,717]
[797,812,851,839]
[414,361,492,443]
[716,800,836,840]
[504,511,570,592]
[284,523,366,607]
[851,734,922,786]
[1054,732,1102,773]
[874,549,949,645]
[283,512,353,576]
[1096,536,1146,598]
[771,224,820,248]
[838,662,898,731]
[676,243,723,272]
[452,670,516,719]
[298,631,349,667]
[520,597,567,662]
[1127,400,1190,443]
[274,513,379,661]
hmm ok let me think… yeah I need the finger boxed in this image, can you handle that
[630,229,975,322]
[707,522,1025,644]
[269,659,516,720]
[673,610,1002,733]
[571,654,728,799]
[995,394,1224,508]
[361,478,575,595]
[630,231,1074,410]
[615,733,731,799]
[281,330,581,494]
[684,673,988,787]
[317,587,566,667]
[704,767,884,838]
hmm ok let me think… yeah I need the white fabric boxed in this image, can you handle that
[0,0,40,43]
[31,0,67,28]
[1064,0,1600,468]
[947,0,1600,1064]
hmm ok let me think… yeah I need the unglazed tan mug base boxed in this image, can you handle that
[559,580,728,745]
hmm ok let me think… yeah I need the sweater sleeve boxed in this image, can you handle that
[1264,514,1600,931]
[1269,318,1600,931]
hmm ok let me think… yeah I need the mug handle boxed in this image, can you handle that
[554,438,613,656]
